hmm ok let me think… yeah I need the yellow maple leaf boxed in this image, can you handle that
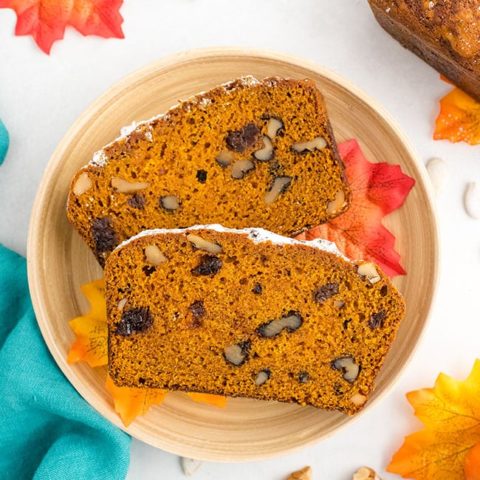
[434,87,480,145]
[387,359,480,479]
[67,279,108,367]
[187,392,227,408]
[105,375,167,427]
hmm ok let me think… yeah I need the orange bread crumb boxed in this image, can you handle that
[67,77,350,266]
[106,226,405,415]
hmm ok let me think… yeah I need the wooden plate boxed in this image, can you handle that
[27,48,438,462]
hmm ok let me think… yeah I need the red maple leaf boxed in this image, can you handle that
[0,0,124,54]
[297,139,415,277]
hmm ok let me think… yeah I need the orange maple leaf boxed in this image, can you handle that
[0,0,124,54]
[187,392,227,408]
[67,279,108,367]
[387,360,480,479]
[434,87,480,145]
[105,375,167,427]
[298,139,415,277]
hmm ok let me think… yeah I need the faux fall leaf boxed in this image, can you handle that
[105,375,167,427]
[0,0,124,54]
[297,139,415,277]
[187,392,227,408]
[67,279,108,367]
[434,86,480,145]
[387,359,480,479]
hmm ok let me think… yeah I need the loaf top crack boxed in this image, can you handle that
[67,76,350,266]
[106,225,405,415]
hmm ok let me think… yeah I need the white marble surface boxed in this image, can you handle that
[1,0,480,478]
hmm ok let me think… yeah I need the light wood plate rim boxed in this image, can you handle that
[27,47,439,462]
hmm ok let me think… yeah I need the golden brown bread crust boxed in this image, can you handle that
[369,0,480,100]
[67,77,350,266]
[106,226,405,415]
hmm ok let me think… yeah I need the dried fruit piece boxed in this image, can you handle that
[127,193,145,209]
[332,356,360,383]
[196,169,207,183]
[231,159,255,179]
[111,177,149,193]
[191,255,222,276]
[186,234,223,254]
[357,262,381,284]
[252,283,263,294]
[144,245,167,266]
[189,300,205,327]
[226,123,260,152]
[73,172,92,196]
[313,282,339,304]
[266,117,284,139]
[253,136,274,161]
[215,150,235,167]
[288,466,312,480]
[264,176,292,204]
[92,217,117,257]
[292,136,326,153]
[224,341,251,366]
[369,311,386,329]
[255,369,271,386]
[257,311,303,338]
[326,190,347,216]
[160,195,180,212]
[115,307,153,336]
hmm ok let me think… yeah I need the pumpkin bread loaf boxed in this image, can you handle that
[106,226,405,414]
[67,76,350,266]
[368,0,480,101]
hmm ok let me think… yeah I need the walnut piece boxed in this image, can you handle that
[254,369,271,386]
[326,190,347,216]
[288,466,312,480]
[186,234,223,254]
[144,245,167,266]
[111,177,149,193]
[266,117,284,139]
[264,176,292,204]
[357,262,381,284]
[292,136,326,153]
[257,311,303,338]
[224,341,250,366]
[231,159,255,179]
[73,172,92,196]
[350,393,368,406]
[253,136,274,161]
[216,150,235,167]
[160,195,180,211]
[332,356,360,383]
[352,466,381,480]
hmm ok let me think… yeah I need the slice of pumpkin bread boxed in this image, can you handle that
[105,226,405,414]
[67,76,350,266]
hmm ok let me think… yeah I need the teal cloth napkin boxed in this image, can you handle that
[0,119,9,165]
[0,245,131,479]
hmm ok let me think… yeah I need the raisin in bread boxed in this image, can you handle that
[67,76,350,266]
[105,225,405,415]
[368,0,480,100]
